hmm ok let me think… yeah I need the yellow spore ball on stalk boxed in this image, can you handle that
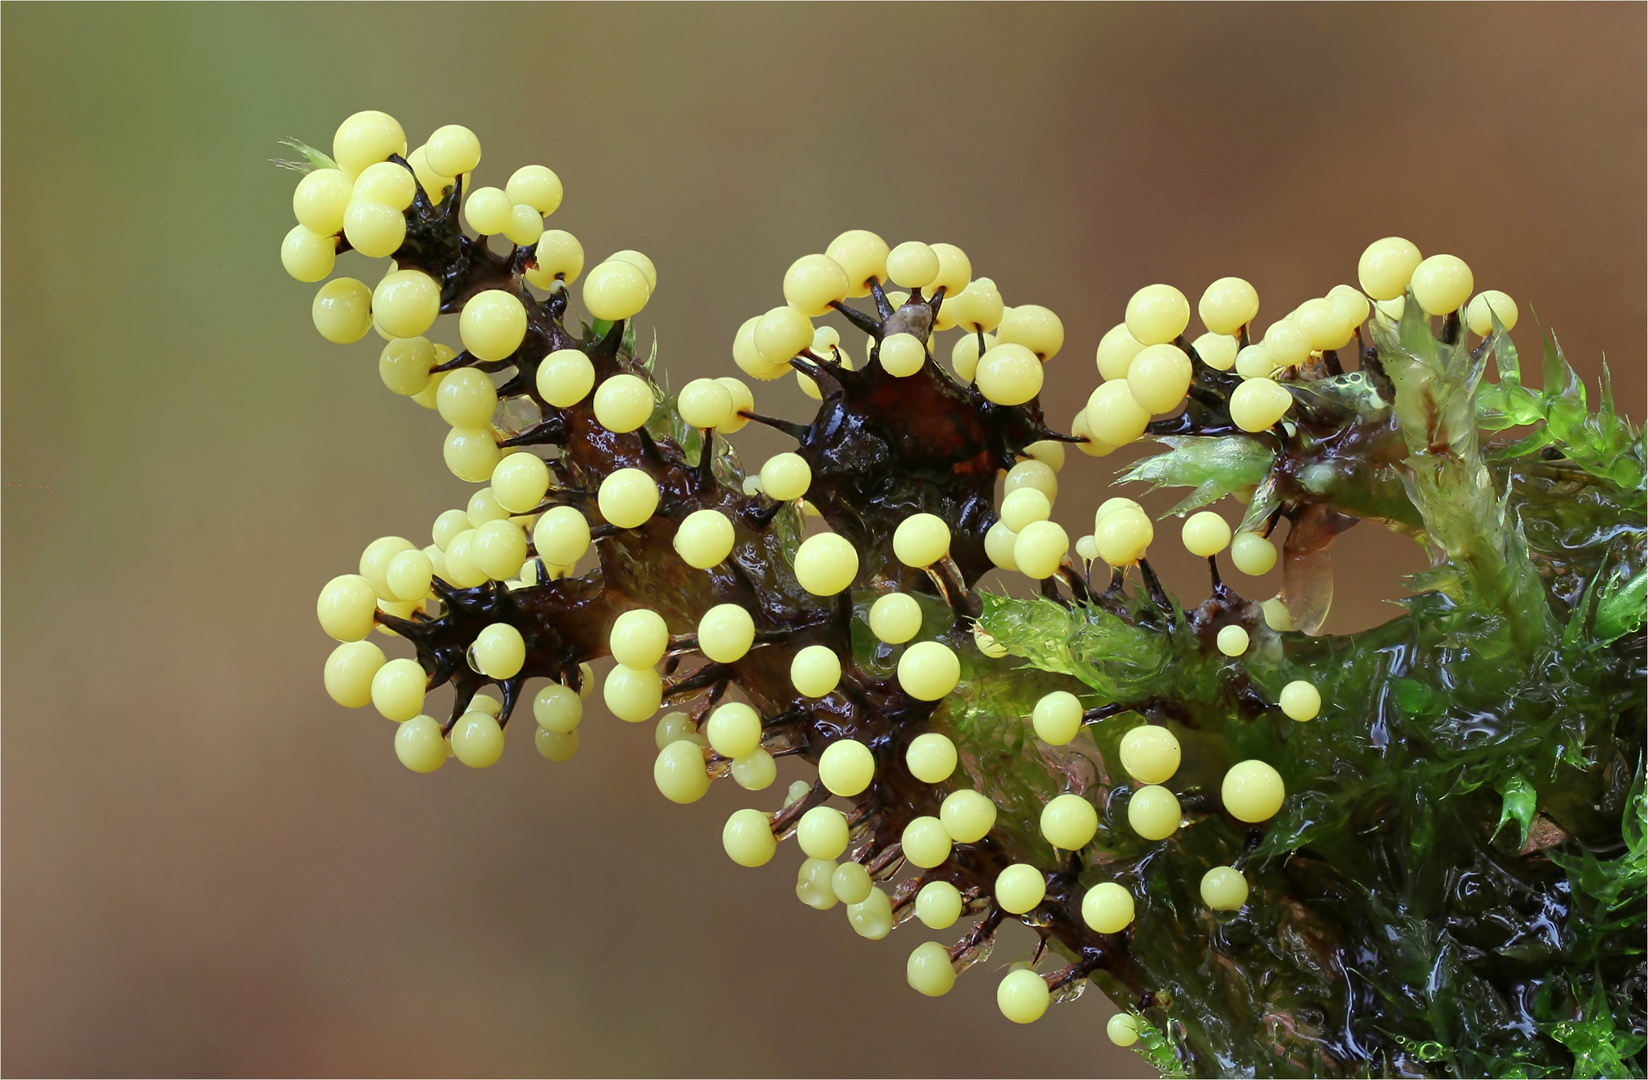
[901,817,953,869]
[424,124,481,179]
[654,711,695,748]
[503,205,544,247]
[324,640,386,708]
[1126,283,1190,346]
[797,806,849,860]
[292,167,352,236]
[879,332,926,377]
[847,885,892,939]
[951,278,1005,333]
[1013,520,1069,580]
[673,508,735,569]
[1261,319,1311,369]
[1235,343,1277,381]
[826,229,890,297]
[885,241,940,289]
[1095,323,1146,381]
[1000,487,1052,532]
[1085,380,1151,447]
[1201,865,1250,911]
[528,230,586,287]
[997,304,1064,359]
[359,536,415,599]
[592,373,654,433]
[697,603,756,663]
[783,253,851,317]
[1231,531,1278,576]
[1004,458,1057,500]
[609,608,669,669]
[796,858,839,910]
[583,259,652,322]
[1082,882,1136,934]
[603,663,663,722]
[1032,691,1083,745]
[505,164,563,215]
[793,533,859,595]
[1411,254,1475,316]
[1128,784,1182,840]
[1358,237,1422,301]
[1328,283,1370,333]
[451,711,505,768]
[535,728,579,762]
[869,592,923,644]
[332,110,405,176]
[1466,290,1519,335]
[1118,724,1180,784]
[1295,297,1352,352]
[998,968,1050,1024]
[470,622,526,679]
[892,514,950,568]
[976,343,1044,406]
[716,377,753,433]
[472,519,528,580]
[790,645,842,698]
[706,701,762,758]
[371,657,427,721]
[393,715,446,773]
[437,368,499,428]
[940,788,997,843]
[759,453,812,501]
[929,242,972,299]
[1280,680,1322,721]
[312,278,374,344]
[654,740,711,804]
[490,453,550,514]
[915,881,963,929]
[1107,1014,1141,1047]
[1191,331,1239,372]
[677,378,734,430]
[995,864,1046,914]
[1126,343,1193,414]
[1040,793,1098,850]
[281,225,336,283]
[905,732,957,783]
[897,641,961,701]
[458,290,527,362]
[1217,625,1251,657]
[463,186,514,235]
[597,469,660,529]
[1230,377,1293,433]
[379,337,435,396]
[818,738,875,796]
[984,521,1019,571]
[342,198,405,258]
[1222,759,1286,822]
[722,808,777,868]
[534,683,583,734]
[318,574,378,641]
[533,505,591,566]
[907,941,957,997]
[1095,505,1153,567]
[753,305,814,365]
[443,427,501,483]
[1182,511,1232,557]
[1198,277,1260,336]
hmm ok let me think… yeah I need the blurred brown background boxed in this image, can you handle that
[3,4,1642,1077]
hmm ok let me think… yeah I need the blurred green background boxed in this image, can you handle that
[3,4,1642,1076]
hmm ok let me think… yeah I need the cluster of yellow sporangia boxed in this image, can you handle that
[294,114,1520,1028]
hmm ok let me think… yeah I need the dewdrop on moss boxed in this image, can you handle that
[1223,759,1286,822]
[1032,691,1083,746]
[610,608,669,669]
[324,640,386,708]
[722,808,777,868]
[818,739,875,797]
[1201,866,1250,911]
[603,664,663,722]
[1118,724,1180,785]
[797,806,849,860]
[793,533,859,596]
[869,593,923,645]
[1126,284,1190,346]
[1411,254,1474,316]
[1198,277,1260,336]
[597,469,660,529]
[1466,290,1519,335]
[533,506,591,566]
[1280,680,1321,721]
[1128,785,1181,840]
[371,658,426,722]
[907,941,957,997]
[760,453,812,501]
[1231,532,1277,576]
[897,641,960,701]
[1230,377,1292,433]
[583,260,651,322]
[1082,882,1136,934]
[673,508,735,569]
[1041,794,1099,850]
[1358,237,1422,301]
[1217,625,1251,657]
[698,604,756,663]
[1107,1014,1141,1047]
[534,683,583,734]
[394,716,447,773]
[893,514,950,568]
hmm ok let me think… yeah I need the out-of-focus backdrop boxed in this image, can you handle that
[3,5,1642,1076]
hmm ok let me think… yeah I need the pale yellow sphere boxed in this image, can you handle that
[783,253,851,317]
[533,505,591,566]
[593,375,654,433]
[1082,882,1136,934]
[995,863,1046,914]
[760,452,812,501]
[394,715,447,774]
[1262,596,1295,632]
[1070,409,1115,458]
[818,738,875,796]
[676,377,734,430]
[1041,793,1099,850]
[281,225,336,283]
[1107,1014,1141,1047]
[706,701,762,758]
[1279,680,1321,721]
[1328,283,1371,334]
[371,657,427,721]
[333,109,406,175]
[1119,724,1180,785]
[790,644,842,699]
[1199,277,1261,336]
[1375,296,1407,322]
[1095,323,1146,381]
[405,146,449,201]
[650,740,709,803]
[1181,511,1232,558]
[1411,254,1474,316]
[1230,532,1278,576]
[1201,865,1250,911]
[318,573,378,641]
[870,592,923,645]
[424,123,482,177]
[463,186,514,235]
[292,167,352,235]
[879,332,926,378]
[1000,487,1052,532]
[907,941,957,997]
[847,885,892,939]
[603,250,656,293]
[534,683,583,734]
[470,622,525,679]
[529,229,586,286]
[793,533,859,596]
[597,468,660,530]
[984,521,1019,572]
[1358,237,1423,301]
[1013,520,1069,580]
[491,453,550,514]
[1466,290,1518,336]
[1261,319,1311,368]
[1032,691,1083,746]
[1126,343,1193,414]
[342,197,405,258]
[893,514,950,568]
[797,806,850,860]
[432,508,473,547]
[796,857,839,910]
[952,278,1005,333]
[928,242,972,298]
[833,863,872,905]
[1126,283,1190,346]
[1085,380,1151,447]
[826,229,891,296]
[504,205,546,248]
[898,641,961,701]
[653,710,696,748]
[610,608,670,669]
[1004,458,1057,500]
[603,663,663,722]
[437,368,499,428]
[753,305,814,364]
[1229,377,1293,433]
[1094,506,1154,567]
[976,343,1044,406]
[473,519,528,580]
[905,731,957,784]
[996,304,1064,360]
[312,277,374,344]
[324,640,386,708]
[1235,343,1277,381]
[901,816,953,869]
[379,336,435,396]
[933,789,994,847]
[1192,332,1240,372]
[1295,297,1352,352]
[915,880,964,929]
[673,509,735,569]
[1217,625,1251,657]
[886,241,940,289]
[973,623,1009,658]
[451,711,505,768]
[535,727,580,762]
[458,290,527,362]
[442,529,488,587]
[583,260,651,322]
[1223,759,1285,822]
[1023,440,1066,473]
[698,603,756,663]
[722,808,777,868]
[997,968,1050,1024]
[1128,784,1182,840]
[502,164,562,215]
[716,377,754,433]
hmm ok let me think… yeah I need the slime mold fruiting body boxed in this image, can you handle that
[290,111,1646,1078]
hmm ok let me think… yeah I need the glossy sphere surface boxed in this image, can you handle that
[1222,759,1286,822]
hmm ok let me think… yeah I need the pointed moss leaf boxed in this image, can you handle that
[1119,436,1274,516]
[1493,772,1536,848]
[273,137,338,174]
[1594,569,1646,644]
